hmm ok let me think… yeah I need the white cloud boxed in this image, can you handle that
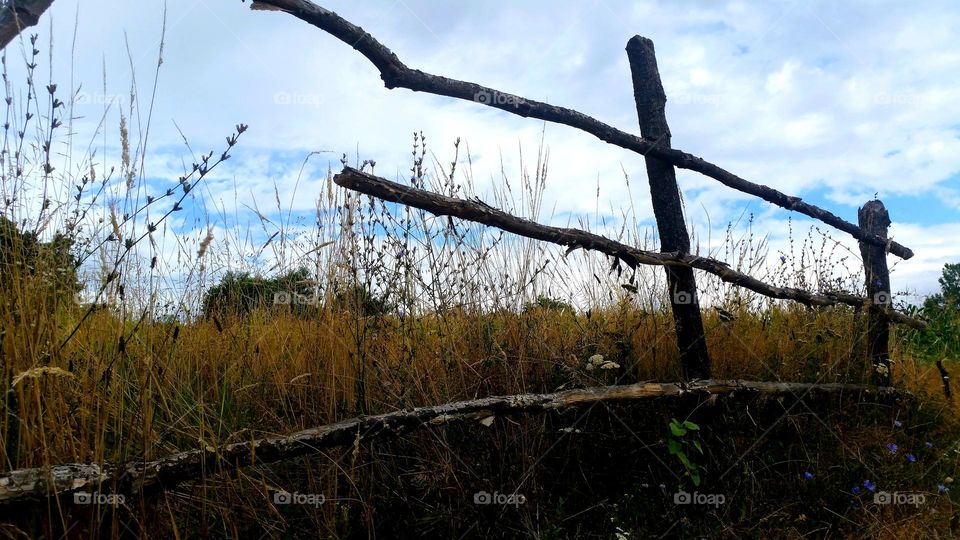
[1,0,954,303]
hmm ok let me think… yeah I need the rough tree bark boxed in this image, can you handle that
[858,200,892,386]
[246,0,915,261]
[0,0,55,50]
[627,36,710,380]
[0,379,912,503]
[334,167,925,328]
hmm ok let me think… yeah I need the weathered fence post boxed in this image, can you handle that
[626,36,710,380]
[858,200,892,386]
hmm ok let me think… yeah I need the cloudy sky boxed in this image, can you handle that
[10,0,960,302]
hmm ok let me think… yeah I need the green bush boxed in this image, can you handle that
[0,216,80,313]
[201,268,316,319]
[522,295,575,314]
[905,263,960,360]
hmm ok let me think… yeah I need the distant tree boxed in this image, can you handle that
[329,280,393,317]
[522,295,575,314]
[908,263,960,361]
[923,263,960,313]
[0,215,80,312]
[201,268,316,319]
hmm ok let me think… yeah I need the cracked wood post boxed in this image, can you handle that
[858,200,892,386]
[627,36,710,380]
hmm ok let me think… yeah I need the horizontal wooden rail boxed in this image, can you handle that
[0,379,911,503]
[334,168,925,328]
[248,0,914,261]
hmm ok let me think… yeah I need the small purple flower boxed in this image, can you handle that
[804,471,813,480]
[863,479,875,492]
[779,255,787,264]
[852,486,861,494]
[894,420,902,428]
[887,443,898,453]
[926,441,934,449]
[396,249,406,258]
[906,453,917,463]
[939,484,950,493]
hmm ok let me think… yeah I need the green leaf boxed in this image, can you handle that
[683,420,700,431]
[668,439,682,455]
[693,440,703,454]
[691,472,701,486]
[677,451,693,470]
[669,420,687,437]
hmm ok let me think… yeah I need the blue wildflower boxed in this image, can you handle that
[887,443,898,453]
[926,441,934,449]
[804,471,813,480]
[939,484,950,493]
[894,420,902,427]
[907,453,917,463]
[863,479,875,492]
[852,486,861,494]
[779,255,787,264]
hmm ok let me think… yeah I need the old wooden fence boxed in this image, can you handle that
[0,0,933,505]
[246,1,925,384]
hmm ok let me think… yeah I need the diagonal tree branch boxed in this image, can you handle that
[247,0,915,261]
[0,0,55,50]
[0,379,912,503]
[334,167,925,329]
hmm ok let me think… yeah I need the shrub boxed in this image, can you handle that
[0,216,80,313]
[201,268,316,319]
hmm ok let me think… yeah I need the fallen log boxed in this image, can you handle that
[333,167,926,329]
[246,0,915,261]
[0,379,911,504]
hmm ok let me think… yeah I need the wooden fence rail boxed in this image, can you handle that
[334,168,924,331]
[0,380,912,504]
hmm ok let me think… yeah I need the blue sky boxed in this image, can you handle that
[7,0,959,302]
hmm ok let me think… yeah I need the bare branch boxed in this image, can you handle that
[0,0,55,50]
[248,0,914,261]
[334,167,926,329]
[0,379,911,503]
